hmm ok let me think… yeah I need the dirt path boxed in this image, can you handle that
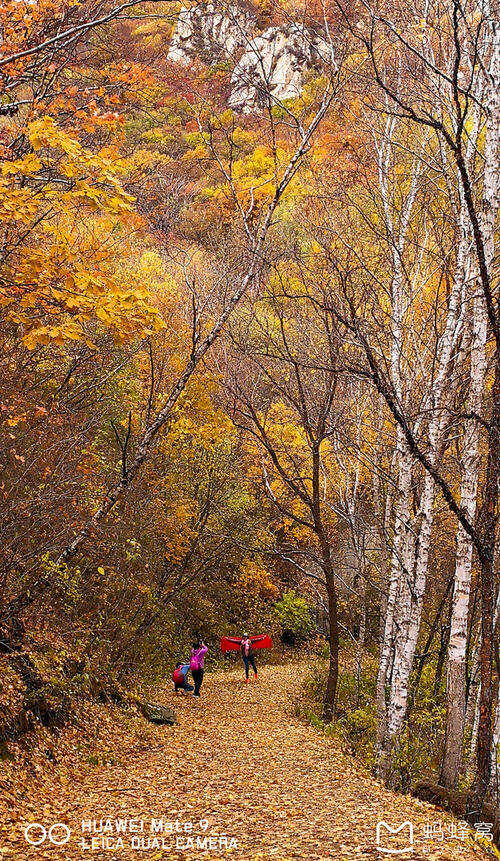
[2,664,493,860]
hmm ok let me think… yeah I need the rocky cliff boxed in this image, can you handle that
[167,3,328,112]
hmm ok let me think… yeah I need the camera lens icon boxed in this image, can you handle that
[24,823,71,846]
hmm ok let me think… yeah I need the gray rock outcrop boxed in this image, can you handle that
[167,3,329,112]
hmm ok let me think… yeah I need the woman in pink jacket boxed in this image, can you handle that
[189,639,208,697]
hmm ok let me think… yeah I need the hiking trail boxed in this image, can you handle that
[2,663,492,860]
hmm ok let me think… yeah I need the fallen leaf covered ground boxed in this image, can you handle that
[0,663,494,860]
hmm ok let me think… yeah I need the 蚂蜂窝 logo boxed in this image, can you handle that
[376,821,414,854]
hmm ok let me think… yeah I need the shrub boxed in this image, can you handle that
[273,590,315,645]
[298,653,449,791]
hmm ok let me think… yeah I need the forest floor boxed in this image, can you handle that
[0,663,494,861]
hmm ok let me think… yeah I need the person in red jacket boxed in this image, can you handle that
[240,633,257,683]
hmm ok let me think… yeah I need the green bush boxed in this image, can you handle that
[273,590,314,644]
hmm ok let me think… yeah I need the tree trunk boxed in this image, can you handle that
[323,569,340,722]
[467,359,500,814]
[489,595,500,798]
[353,570,368,707]
[376,442,411,777]
[408,579,452,707]
[378,217,465,779]
[442,279,486,786]
[465,14,500,809]
[434,613,451,699]
[443,35,499,786]
[490,682,500,801]
[311,440,341,723]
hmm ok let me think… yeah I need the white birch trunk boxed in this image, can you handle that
[489,595,500,796]
[441,26,500,787]
[375,116,420,776]
[381,171,468,769]
[374,109,439,780]
[471,686,481,767]
[491,686,500,799]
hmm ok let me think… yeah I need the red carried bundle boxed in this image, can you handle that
[220,634,273,653]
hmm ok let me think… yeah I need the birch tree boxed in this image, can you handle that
[333,0,499,808]
[441,0,500,794]
[373,115,423,780]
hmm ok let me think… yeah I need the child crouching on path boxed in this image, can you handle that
[172,661,193,693]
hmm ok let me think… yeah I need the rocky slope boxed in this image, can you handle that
[167,2,329,112]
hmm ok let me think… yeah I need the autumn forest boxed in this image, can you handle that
[0,0,498,856]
